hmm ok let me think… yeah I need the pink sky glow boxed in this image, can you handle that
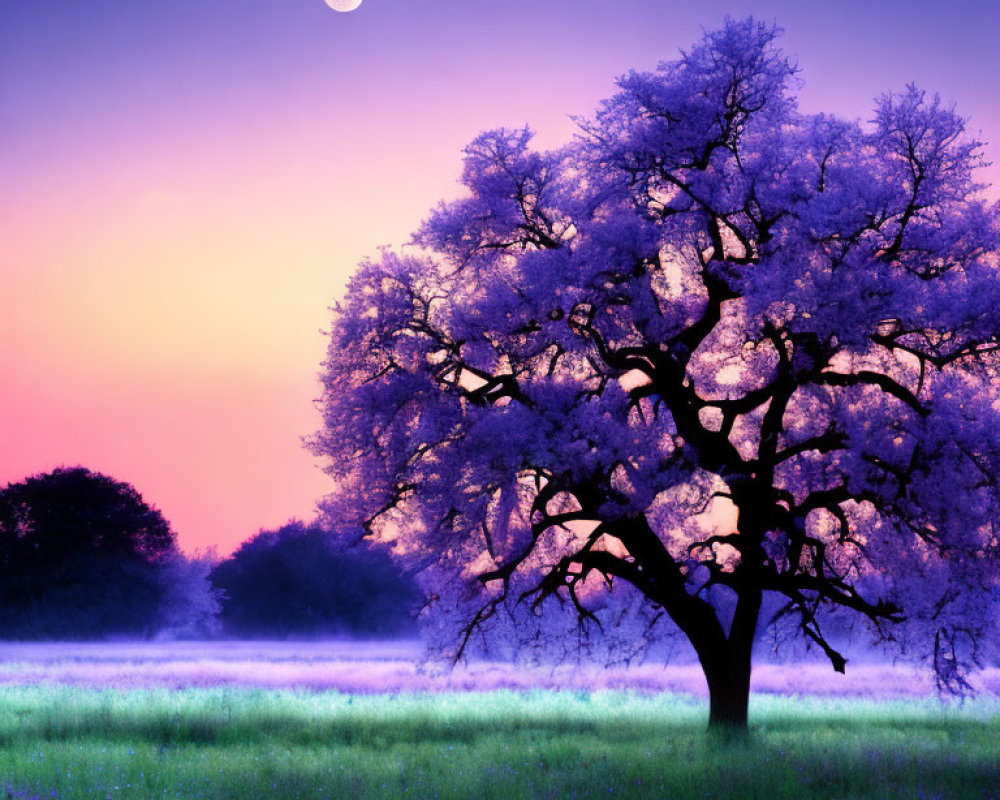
[3,0,998,554]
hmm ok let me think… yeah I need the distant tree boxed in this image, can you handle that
[311,18,1000,729]
[210,520,419,638]
[156,551,222,639]
[0,466,183,638]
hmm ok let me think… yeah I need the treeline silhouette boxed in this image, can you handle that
[0,467,862,651]
[210,521,418,638]
[0,467,418,640]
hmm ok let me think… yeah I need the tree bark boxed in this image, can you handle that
[702,647,753,731]
[698,585,761,733]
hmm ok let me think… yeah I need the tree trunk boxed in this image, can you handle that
[703,650,753,731]
[698,586,760,734]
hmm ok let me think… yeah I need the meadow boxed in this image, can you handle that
[0,642,997,799]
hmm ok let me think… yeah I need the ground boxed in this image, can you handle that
[0,642,996,799]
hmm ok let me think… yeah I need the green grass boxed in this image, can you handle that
[0,687,996,799]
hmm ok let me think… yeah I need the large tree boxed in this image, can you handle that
[311,19,1000,729]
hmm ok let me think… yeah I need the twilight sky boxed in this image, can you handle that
[2,0,998,555]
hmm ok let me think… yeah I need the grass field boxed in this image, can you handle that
[0,644,997,799]
[1,688,998,799]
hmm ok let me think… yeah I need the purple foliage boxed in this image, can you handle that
[310,18,1000,719]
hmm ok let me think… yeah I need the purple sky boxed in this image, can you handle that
[2,0,998,554]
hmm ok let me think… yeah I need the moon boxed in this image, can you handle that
[325,0,362,10]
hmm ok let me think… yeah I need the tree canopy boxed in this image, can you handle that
[0,466,180,638]
[311,18,1000,728]
[210,521,419,639]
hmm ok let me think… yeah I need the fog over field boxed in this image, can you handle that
[2,641,998,700]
